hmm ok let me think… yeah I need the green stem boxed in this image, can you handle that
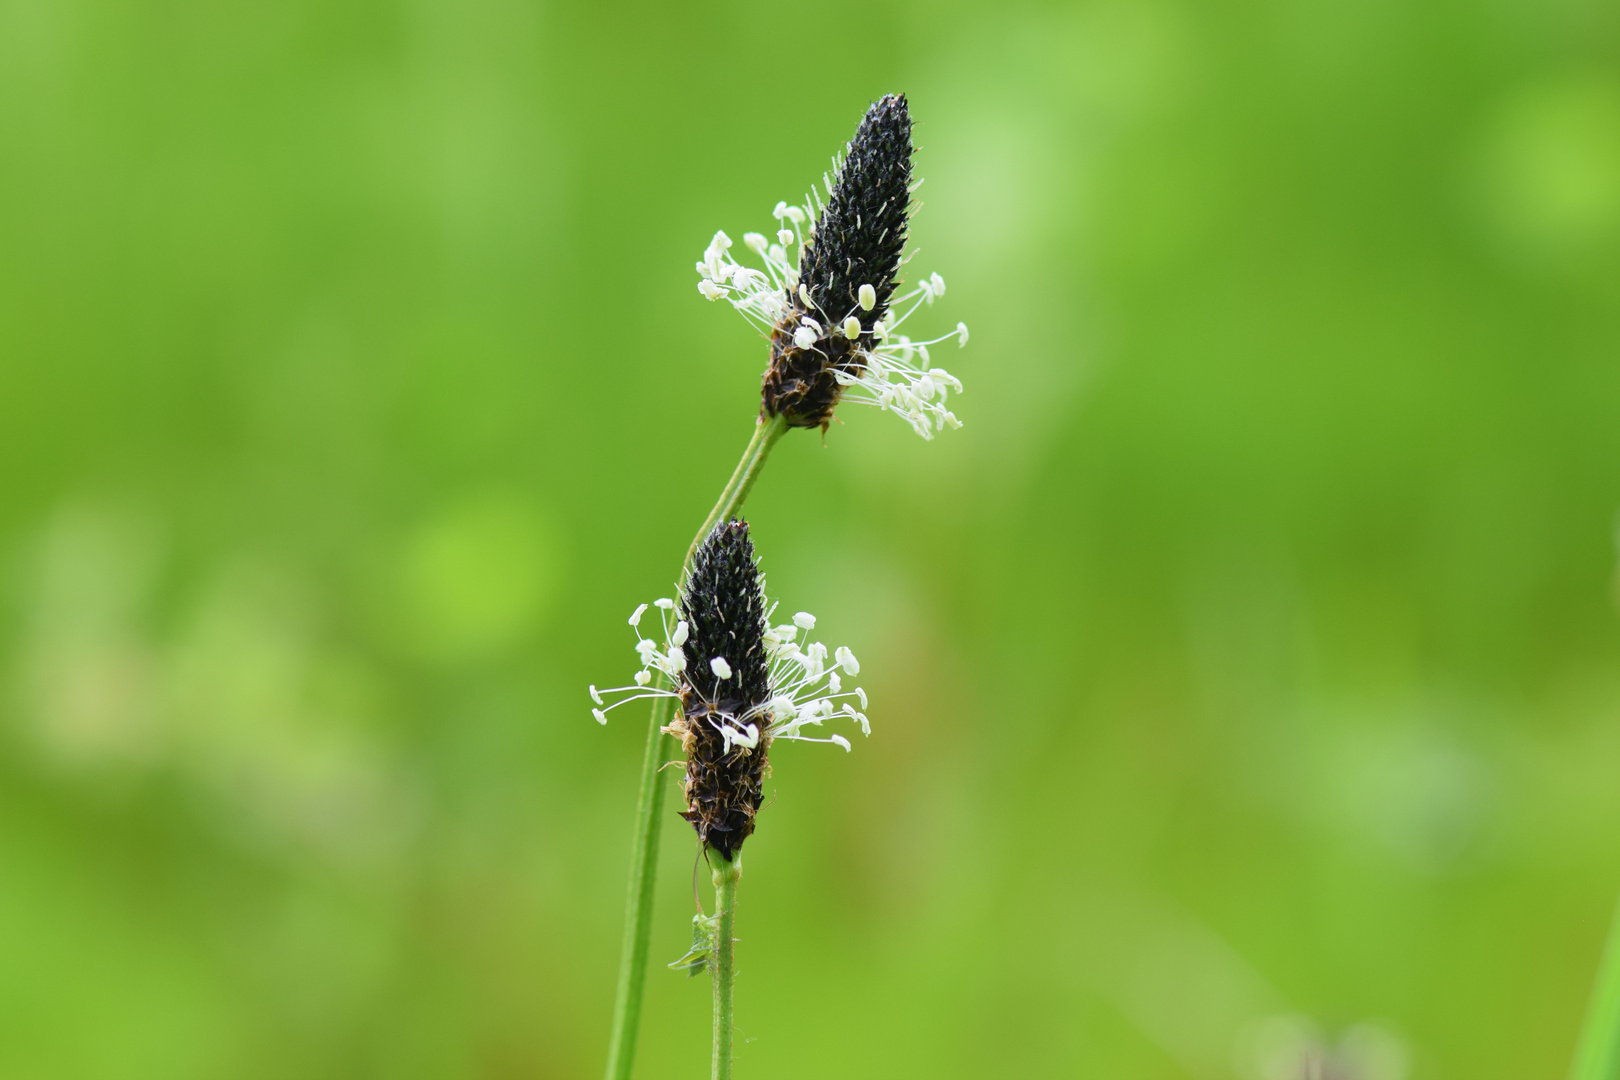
[709,849,741,1080]
[1571,891,1620,1080]
[690,413,791,565]
[603,413,789,1080]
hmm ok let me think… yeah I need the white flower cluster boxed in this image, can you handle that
[756,609,869,751]
[694,198,968,440]
[589,599,869,754]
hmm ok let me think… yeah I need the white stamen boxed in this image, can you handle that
[843,316,862,340]
[672,620,689,647]
[744,232,769,254]
[593,708,608,725]
[794,325,817,349]
[629,603,648,627]
[793,611,817,629]
[957,322,969,346]
[590,685,603,706]
[710,656,733,680]
[830,734,851,751]
[835,646,860,675]
[858,283,877,310]
[654,598,674,610]
[634,671,651,686]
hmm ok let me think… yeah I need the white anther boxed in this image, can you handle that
[634,670,651,687]
[593,708,608,725]
[793,611,817,629]
[917,375,937,401]
[858,283,877,310]
[744,232,768,254]
[590,685,603,706]
[708,230,732,253]
[710,656,733,680]
[831,734,852,751]
[654,598,674,610]
[672,620,689,647]
[794,325,817,349]
[667,649,687,672]
[957,322,969,346]
[798,283,813,307]
[698,280,725,300]
[843,316,862,340]
[828,671,842,693]
[785,205,806,224]
[835,646,860,675]
[777,228,795,244]
[771,695,797,720]
[629,603,648,627]
[855,686,868,709]
[930,272,946,296]
[773,201,790,219]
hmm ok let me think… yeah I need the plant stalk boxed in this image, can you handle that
[603,413,788,1080]
[1571,891,1620,1080]
[709,849,742,1080]
[689,413,790,565]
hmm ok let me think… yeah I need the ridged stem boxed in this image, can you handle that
[1571,891,1620,1080]
[603,413,789,1080]
[690,414,790,565]
[709,849,742,1080]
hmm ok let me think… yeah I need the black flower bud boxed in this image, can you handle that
[667,519,772,859]
[761,93,914,431]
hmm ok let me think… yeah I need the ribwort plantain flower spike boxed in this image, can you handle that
[693,94,968,440]
[590,520,868,860]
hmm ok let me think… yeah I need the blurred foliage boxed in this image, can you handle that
[1,0,1619,1077]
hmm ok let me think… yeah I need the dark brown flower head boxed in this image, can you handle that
[761,93,914,430]
[667,519,772,860]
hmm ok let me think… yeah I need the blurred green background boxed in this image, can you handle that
[2,0,1620,1076]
